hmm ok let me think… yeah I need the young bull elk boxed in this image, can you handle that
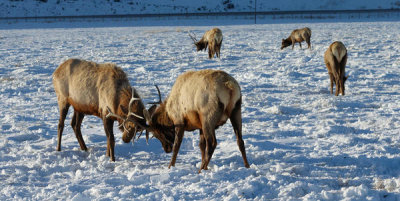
[324,41,348,96]
[281,27,311,50]
[189,28,223,59]
[52,59,147,161]
[111,69,250,172]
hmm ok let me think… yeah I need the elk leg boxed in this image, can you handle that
[208,49,213,59]
[199,126,217,172]
[216,42,222,58]
[299,42,302,49]
[337,76,345,96]
[199,129,206,165]
[168,126,185,168]
[57,103,70,151]
[341,76,345,96]
[199,105,223,172]
[229,100,250,168]
[208,40,215,59]
[335,77,340,96]
[329,73,334,94]
[71,111,87,151]
[340,56,347,96]
[306,38,311,49]
[290,39,296,50]
[103,118,115,161]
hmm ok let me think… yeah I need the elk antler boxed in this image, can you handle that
[188,31,198,43]
[127,88,145,119]
[125,109,151,130]
[148,85,162,104]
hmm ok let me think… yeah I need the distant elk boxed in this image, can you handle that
[281,27,311,50]
[110,69,250,172]
[324,41,348,96]
[189,28,223,59]
[52,59,146,161]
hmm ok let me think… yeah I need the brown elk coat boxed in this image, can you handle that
[143,69,250,172]
[53,59,146,161]
[281,27,312,50]
[193,28,223,59]
[324,41,348,96]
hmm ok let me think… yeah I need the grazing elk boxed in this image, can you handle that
[281,27,311,50]
[118,69,250,173]
[189,28,223,59]
[52,58,146,161]
[324,41,348,96]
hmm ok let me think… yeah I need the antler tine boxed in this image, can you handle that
[137,130,143,139]
[155,85,161,103]
[106,107,124,120]
[131,127,138,146]
[145,130,149,144]
[128,112,144,119]
[128,88,139,112]
[127,88,145,119]
[148,85,162,104]
[125,112,150,130]
[136,130,149,145]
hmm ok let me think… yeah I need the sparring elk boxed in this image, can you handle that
[324,41,348,96]
[111,69,250,173]
[281,27,311,50]
[189,28,223,59]
[52,58,146,161]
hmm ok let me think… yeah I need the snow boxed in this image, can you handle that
[1,9,400,201]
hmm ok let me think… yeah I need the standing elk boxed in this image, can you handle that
[189,28,223,59]
[110,69,250,173]
[52,58,147,161]
[324,41,348,96]
[281,27,311,50]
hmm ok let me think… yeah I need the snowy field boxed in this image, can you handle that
[1,19,400,200]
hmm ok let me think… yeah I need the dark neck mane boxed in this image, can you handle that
[284,37,292,45]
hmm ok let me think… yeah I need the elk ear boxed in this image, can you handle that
[143,109,151,124]
[120,105,128,115]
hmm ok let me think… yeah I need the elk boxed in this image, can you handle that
[110,69,250,173]
[52,58,147,161]
[324,41,348,96]
[281,27,311,50]
[189,28,223,59]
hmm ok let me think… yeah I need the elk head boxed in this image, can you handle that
[107,88,146,144]
[114,86,175,152]
[144,85,175,153]
[189,31,206,52]
[281,38,291,50]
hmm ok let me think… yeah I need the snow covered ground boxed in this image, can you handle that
[1,18,400,200]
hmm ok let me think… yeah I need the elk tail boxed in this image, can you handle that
[332,46,346,77]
